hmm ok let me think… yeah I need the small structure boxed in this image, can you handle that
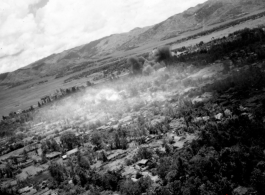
[134,159,150,171]
[136,159,149,167]
[19,159,34,168]
[34,188,49,195]
[18,186,35,194]
[66,148,79,157]
[41,190,58,195]
[46,152,61,160]
[62,155,67,160]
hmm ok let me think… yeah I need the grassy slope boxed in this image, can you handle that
[1,12,265,117]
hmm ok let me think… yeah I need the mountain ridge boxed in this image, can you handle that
[2,0,265,85]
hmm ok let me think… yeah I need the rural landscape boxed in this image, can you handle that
[1,0,265,194]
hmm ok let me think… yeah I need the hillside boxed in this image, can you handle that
[1,0,265,86]
[123,0,265,44]
[0,72,9,82]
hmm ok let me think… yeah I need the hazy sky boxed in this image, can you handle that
[0,0,207,73]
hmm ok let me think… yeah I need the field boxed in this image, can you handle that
[0,70,111,117]
[1,10,265,117]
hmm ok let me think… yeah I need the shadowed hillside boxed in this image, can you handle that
[0,72,9,82]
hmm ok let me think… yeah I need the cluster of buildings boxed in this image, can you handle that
[0,132,81,195]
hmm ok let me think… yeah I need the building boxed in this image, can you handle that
[43,190,58,195]
[62,155,67,160]
[18,186,36,194]
[136,159,149,167]
[46,152,61,160]
[33,188,49,195]
[19,159,34,169]
[66,148,79,157]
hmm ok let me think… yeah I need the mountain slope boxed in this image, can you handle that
[1,26,152,85]
[2,0,265,85]
[121,0,265,45]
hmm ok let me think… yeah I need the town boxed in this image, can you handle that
[1,0,265,194]
[1,24,265,194]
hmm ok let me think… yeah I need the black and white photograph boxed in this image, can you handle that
[1,0,265,194]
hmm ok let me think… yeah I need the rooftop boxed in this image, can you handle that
[46,152,61,159]
[66,148,79,156]
[137,159,149,165]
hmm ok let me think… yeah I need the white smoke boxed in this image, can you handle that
[32,67,186,133]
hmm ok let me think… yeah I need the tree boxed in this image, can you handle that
[41,142,48,154]
[46,140,52,150]
[137,147,153,160]
[101,171,122,191]
[22,149,28,160]
[102,151,108,162]
[152,46,172,65]
[41,152,47,163]
[165,143,172,154]
[120,176,152,195]
[87,81,93,87]
[60,132,78,150]
[5,162,14,178]
[114,133,121,149]
[138,56,146,65]
[49,162,67,183]
[157,157,172,180]
[75,166,88,187]
[90,132,102,150]
[77,152,90,170]
[138,176,153,193]
[120,137,128,150]
[143,65,155,75]
[251,168,265,193]
[199,41,204,46]
[120,179,141,195]
[127,57,142,75]
[50,139,61,152]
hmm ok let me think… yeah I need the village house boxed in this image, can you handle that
[134,159,149,171]
[18,186,36,195]
[40,189,58,195]
[33,187,49,195]
[46,152,61,160]
[62,155,67,160]
[19,159,34,169]
[66,148,79,158]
